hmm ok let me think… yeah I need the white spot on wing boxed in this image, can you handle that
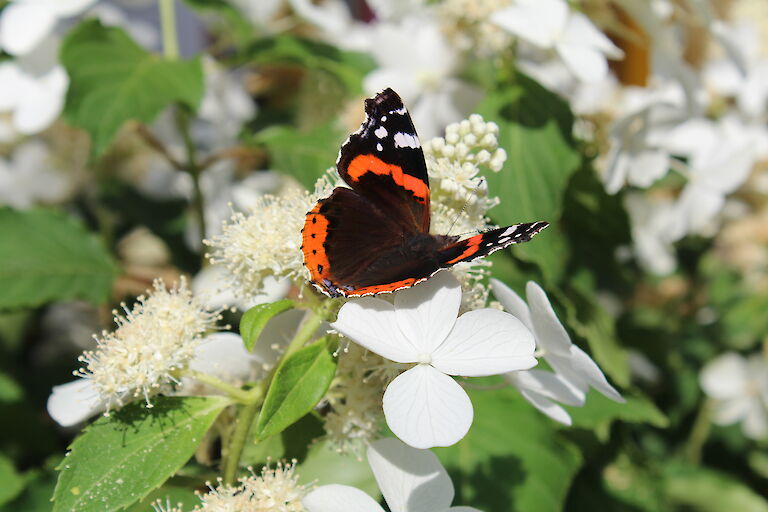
[394,132,419,148]
[381,115,387,122]
[390,107,406,115]
[374,126,388,138]
[501,226,518,237]
[376,143,383,151]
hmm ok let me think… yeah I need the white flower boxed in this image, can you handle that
[491,279,624,425]
[624,192,679,275]
[74,278,221,411]
[700,352,768,439]
[195,462,307,511]
[491,0,623,83]
[303,437,482,512]
[0,0,97,57]
[205,178,333,298]
[662,117,758,239]
[192,265,290,312]
[47,308,310,426]
[0,140,73,208]
[331,271,536,448]
[362,14,481,139]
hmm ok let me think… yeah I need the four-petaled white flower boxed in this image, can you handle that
[331,271,536,449]
[303,437,482,512]
[491,0,623,83]
[491,279,624,425]
[700,352,768,440]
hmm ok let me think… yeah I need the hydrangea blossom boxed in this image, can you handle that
[304,437,482,512]
[491,0,623,83]
[0,140,73,208]
[700,352,768,439]
[73,278,221,411]
[491,279,624,425]
[332,271,536,448]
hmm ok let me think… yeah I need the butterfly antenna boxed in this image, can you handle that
[446,178,485,236]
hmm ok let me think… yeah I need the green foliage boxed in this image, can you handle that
[0,208,117,310]
[298,440,379,498]
[436,387,582,512]
[663,463,768,512]
[0,469,57,512]
[253,338,337,440]
[255,121,344,189]
[61,20,204,157]
[245,34,374,94]
[477,72,580,283]
[240,299,296,351]
[0,372,22,403]
[0,454,24,506]
[568,392,668,440]
[52,396,230,512]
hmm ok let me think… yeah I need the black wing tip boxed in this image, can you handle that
[365,88,404,115]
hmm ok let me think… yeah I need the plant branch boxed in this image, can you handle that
[158,0,179,60]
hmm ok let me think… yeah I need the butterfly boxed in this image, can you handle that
[301,88,548,298]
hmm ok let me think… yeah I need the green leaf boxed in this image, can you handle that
[477,73,580,283]
[253,338,337,440]
[0,208,117,309]
[298,440,379,498]
[0,454,24,506]
[61,20,204,157]
[240,299,295,351]
[663,463,768,512]
[53,396,230,512]
[255,121,344,189]
[245,34,374,94]
[435,387,582,511]
[0,372,22,403]
[0,469,57,512]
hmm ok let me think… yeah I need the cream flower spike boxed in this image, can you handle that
[303,437,482,512]
[331,271,536,449]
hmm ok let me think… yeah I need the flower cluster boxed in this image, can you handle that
[75,278,221,411]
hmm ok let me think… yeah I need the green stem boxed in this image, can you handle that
[187,371,254,403]
[685,398,713,465]
[158,0,179,60]
[220,301,334,484]
[176,110,208,254]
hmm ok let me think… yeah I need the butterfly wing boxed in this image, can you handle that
[302,187,442,297]
[436,222,550,266]
[336,88,431,234]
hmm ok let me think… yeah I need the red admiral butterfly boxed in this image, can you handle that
[301,88,548,298]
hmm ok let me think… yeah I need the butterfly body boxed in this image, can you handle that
[301,88,548,298]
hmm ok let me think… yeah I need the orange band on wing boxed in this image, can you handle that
[444,235,482,264]
[301,203,332,284]
[346,154,429,203]
[345,277,423,296]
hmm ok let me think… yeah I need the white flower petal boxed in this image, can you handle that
[509,369,585,406]
[368,438,453,512]
[566,345,624,402]
[395,271,461,355]
[47,379,105,427]
[432,309,536,377]
[303,484,384,512]
[13,65,68,134]
[188,332,254,382]
[490,278,533,332]
[525,281,572,355]
[700,352,749,400]
[54,0,99,17]
[490,0,568,49]
[556,43,609,83]
[332,298,418,363]
[0,3,57,56]
[383,365,473,449]
[518,388,573,426]
[742,399,768,439]
[711,396,751,426]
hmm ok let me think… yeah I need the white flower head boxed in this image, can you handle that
[491,0,623,83]
[491,279,624,425]
[204,177,334,299]
[195,461,307,511]
[74,278,222,411]
[303,437,482,512]
[331,272,536,448]
[323,343,390,456]
[624,192,679,275]
[438,0,514,57]
[0,139,74,208]
[700,352,768,439]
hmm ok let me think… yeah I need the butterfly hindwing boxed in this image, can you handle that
[336,88,431,234]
